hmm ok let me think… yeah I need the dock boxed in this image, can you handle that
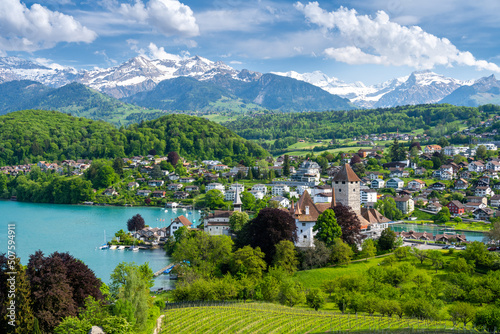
[153,263,176,277]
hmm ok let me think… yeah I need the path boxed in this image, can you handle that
[153,314,165,334]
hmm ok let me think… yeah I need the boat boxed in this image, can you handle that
[99,230,109,249]
[130,246,139,252]
[109,245,117,250]
[118,245,125,250]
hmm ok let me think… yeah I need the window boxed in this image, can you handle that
[300,230,303,233]
[353,189,355,192]
[303,235,307,239]
[342,181,345,184]
[339,189,341,192]
[302,223,306,226]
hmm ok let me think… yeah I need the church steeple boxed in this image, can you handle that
[233,184,242,212]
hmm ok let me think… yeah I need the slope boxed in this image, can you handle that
[440,75,500,107]
[0,110,267,166]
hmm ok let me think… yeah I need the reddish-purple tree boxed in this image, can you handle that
[333,203,362,245]
[167,151,180,166]
[127,213,145,232]
[350,154,362,165]
[244,208,297,264]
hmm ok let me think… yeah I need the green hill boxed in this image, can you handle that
[0,110,267,166]
[0,80,162,126]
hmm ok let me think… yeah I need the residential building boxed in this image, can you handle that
[468,161,485,173]
[426,202,442,213]
[270,196,290,208]
[167,183,183,191]
[473,207,496,220]
[394,196,414,215]
[151,190,166,198]
[166,215,192,238]
[408,179,426,191]
[429,182,446,191]
[136,189,151,196]
[386,178,404,189]
[272,184,290,196]
[361,189,378,204]
[455,178,469,190]
[447,200,466,215]
[204,211,234,236]
[490,194,500,207]
[206,183,225,193]
[251,184,268,194]
[148,180,165,187]
[424,145,442,154]
[370,178,385,189]
[475,186,492,197]
[486,161,500,171]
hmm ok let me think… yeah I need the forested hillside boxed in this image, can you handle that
[0,110,267,166]
[0,80,161,126]
[225,104,488,140]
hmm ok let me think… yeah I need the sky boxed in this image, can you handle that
[2,0,500,85]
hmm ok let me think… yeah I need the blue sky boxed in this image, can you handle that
[2,0,500,85]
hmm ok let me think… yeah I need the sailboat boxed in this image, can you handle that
[130,231,139,251]
[99,230,109,250]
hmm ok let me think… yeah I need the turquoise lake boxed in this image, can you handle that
[0,201,201,289]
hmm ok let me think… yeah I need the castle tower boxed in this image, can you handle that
[332,163,361,215]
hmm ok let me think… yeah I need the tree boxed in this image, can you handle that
[300,240,330,270]
[352,162,365,177]
[112,157,124,177]
[476,145,487,160]
[27,251,77,332]
[438,137,450,148]
[330,238,353,265]
[375,197,403,221]
[242,208,297,264]
[283,155,290,176]
[389,139,407,162]
[474,307,500,332]
[487,221,500,244]
[205,189,226,210]
[0,256,35,333]
[306,288,326,311]
[167,151,180,165]
[378,228,397,251]
[229,211,249,233]
[279,279,305,307]
[360,239,376,260]
[272,240,299,274]
[240,191,256,211]
[350,154,362,165]
[127,214,145,232]
[427,250,444,273]
[332,203,361,245]
[449,302,476,327]
[448,257,474,274]
[230,246,267,279]
[93,165,118,189]
[411,248,428,265]
[150,164,162,179]
[463,241,492,267]
[434,206,451,224]
[313,209,342,246]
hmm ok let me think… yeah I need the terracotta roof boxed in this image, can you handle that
[293,191,323,222]
[332,164,361,182]
[361,208,390,224]
[173,215,192,227]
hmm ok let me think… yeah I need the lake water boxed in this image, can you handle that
[389,223,487,242]
[0,201,201,289]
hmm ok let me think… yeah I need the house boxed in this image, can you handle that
[313,192,332,204]
[435,234,467,243]
[204,211,234,236]
[168,174,180,181]
[185,185,199,192]
[252,184,268,194]
[311,185,331,196]
[486,161,500,171]
[466,196,488,205]
[475,186,492,197]
[166,215,192,238]
[371,178,385,189]
[249,190,265,200]
[390,168,410,178]
[490,194,500,207]
[179,177,195,183]
[468,161,485,173]
[136,189,151,196]
[459,171,472,180]
[127,182,139,190]
[386,178,404,189]
[455,178,469,190]
[408,179,426,191]
[148,180,165,187]
[212,164,228,171]
[447,200,466,215]
[424,145,442,154]
[414,167,427,176]
[204,173,219,182]
[361,189,378,204]
[439,171,453,181]
[429,182,446,191]
[151,190,166,198]
[103,188,118,196]
[367,171,384,180]
[167,183,183,191]
[206,183,225,193]
[394,196,414,215]
[270,196,290,208]
[473,207,496,220]
[426,202,442,213]
[271,184,290,196]
[173,191,190,199]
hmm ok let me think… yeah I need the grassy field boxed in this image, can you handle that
[276,146,373,158]
[161,302,457,334]
[203,114,239,123]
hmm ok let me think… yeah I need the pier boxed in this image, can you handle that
[154,263,176,277]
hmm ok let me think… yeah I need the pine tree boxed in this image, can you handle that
[247,167,253,180]
[11,258,35,333]
[283,155,290,176]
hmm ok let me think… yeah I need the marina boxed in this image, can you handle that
[0,201,202,289]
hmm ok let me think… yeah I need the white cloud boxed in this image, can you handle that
[295,2,500,72]
[229,60,243,65]
[118,0,199,37]
[34,57,71,70]
[0,0,96,52]
[147,43,182,61]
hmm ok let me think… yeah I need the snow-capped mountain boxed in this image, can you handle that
[274,70,473,108]
[440,74,500,107]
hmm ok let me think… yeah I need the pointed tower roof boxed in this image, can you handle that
[233,184,242,211]
[332,163,362,182]
[293,190,322,221]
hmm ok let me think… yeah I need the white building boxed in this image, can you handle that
[361,189,378,204]
[251,184,268,194]
[270,196,290,208]
[206,183,225,194]
[371,179,385,189]
[272,184,290,196]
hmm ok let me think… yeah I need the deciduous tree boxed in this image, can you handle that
[272,240,299,274]
[127,214,145,232]
[332,203,361,245]
[313,209,342,246]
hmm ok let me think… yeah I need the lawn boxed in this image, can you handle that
[445,221,492,232]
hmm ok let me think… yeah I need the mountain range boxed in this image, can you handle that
[0,56,499,113]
